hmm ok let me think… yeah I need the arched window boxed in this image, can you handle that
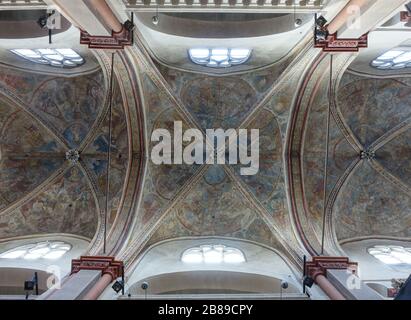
[368,245,411,265]
[0,241,71,260]
[11,48,85,68]
[371,48,411,70]
[189,48,251,68]
[181,244,245,264]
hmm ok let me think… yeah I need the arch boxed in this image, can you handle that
[122,238,305,299]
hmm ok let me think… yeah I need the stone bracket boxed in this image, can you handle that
[315,33,368,52]
[71,256,123,280]
[306,257,357,280]
[80,26,132,50]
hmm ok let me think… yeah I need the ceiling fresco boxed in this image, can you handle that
[0,63,130,242]
[0,6,410,272]
[122,44,316,267]
[333,72,411,242]
[296,63,411,250]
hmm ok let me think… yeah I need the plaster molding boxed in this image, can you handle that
[286,51,328,256]
[0,232,92,245]
[346,68,411,80]
[339,235,411,246]
[0,62,101,79]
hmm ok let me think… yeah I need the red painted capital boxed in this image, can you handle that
[315,33,368,52]
[306,257,357,281]
[71,256,123,280]
[80,25,133,49]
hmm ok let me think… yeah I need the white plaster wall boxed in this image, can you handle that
[127,239,299,286]
[100,238,320,299]
[0,25,100,77]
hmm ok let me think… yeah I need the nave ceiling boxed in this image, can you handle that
[0,0,410,274]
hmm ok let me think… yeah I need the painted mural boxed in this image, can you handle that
[180,77,257,130]
[29,71,105,148]
[82,79,129,230]
[0,166,98,239]
[334,161,411,240]
[338,74,411,148]
[302,81,358,239]
[157,57,291,103]
[136,57,300,257]
[0,64,116,241]
[0,65,49,104]
[378,127,411,187]
[331,72,411,241]
[132,71,203,233]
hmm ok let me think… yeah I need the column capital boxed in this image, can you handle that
[80,26,133,49]
[71,256,123,280]
[315,33,368,52]
[306,257,357,280]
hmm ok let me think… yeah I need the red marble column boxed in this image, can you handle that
[83,273,114,300]
[315,274,346,300]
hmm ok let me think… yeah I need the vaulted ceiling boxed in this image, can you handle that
[0,0,410,274]
[0,61,130,244]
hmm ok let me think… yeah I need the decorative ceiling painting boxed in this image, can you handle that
[1,0,411,302]
[0,62,130,244]
[122,42,316,267]
[333,73,411,242]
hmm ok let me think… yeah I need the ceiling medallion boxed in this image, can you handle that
[360,150,375,161]
[66,149,80,165]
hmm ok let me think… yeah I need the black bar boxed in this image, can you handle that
[303,255,306,294]
[121,265,125,296]
[131,12,134,45]
[34,272,39,296]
